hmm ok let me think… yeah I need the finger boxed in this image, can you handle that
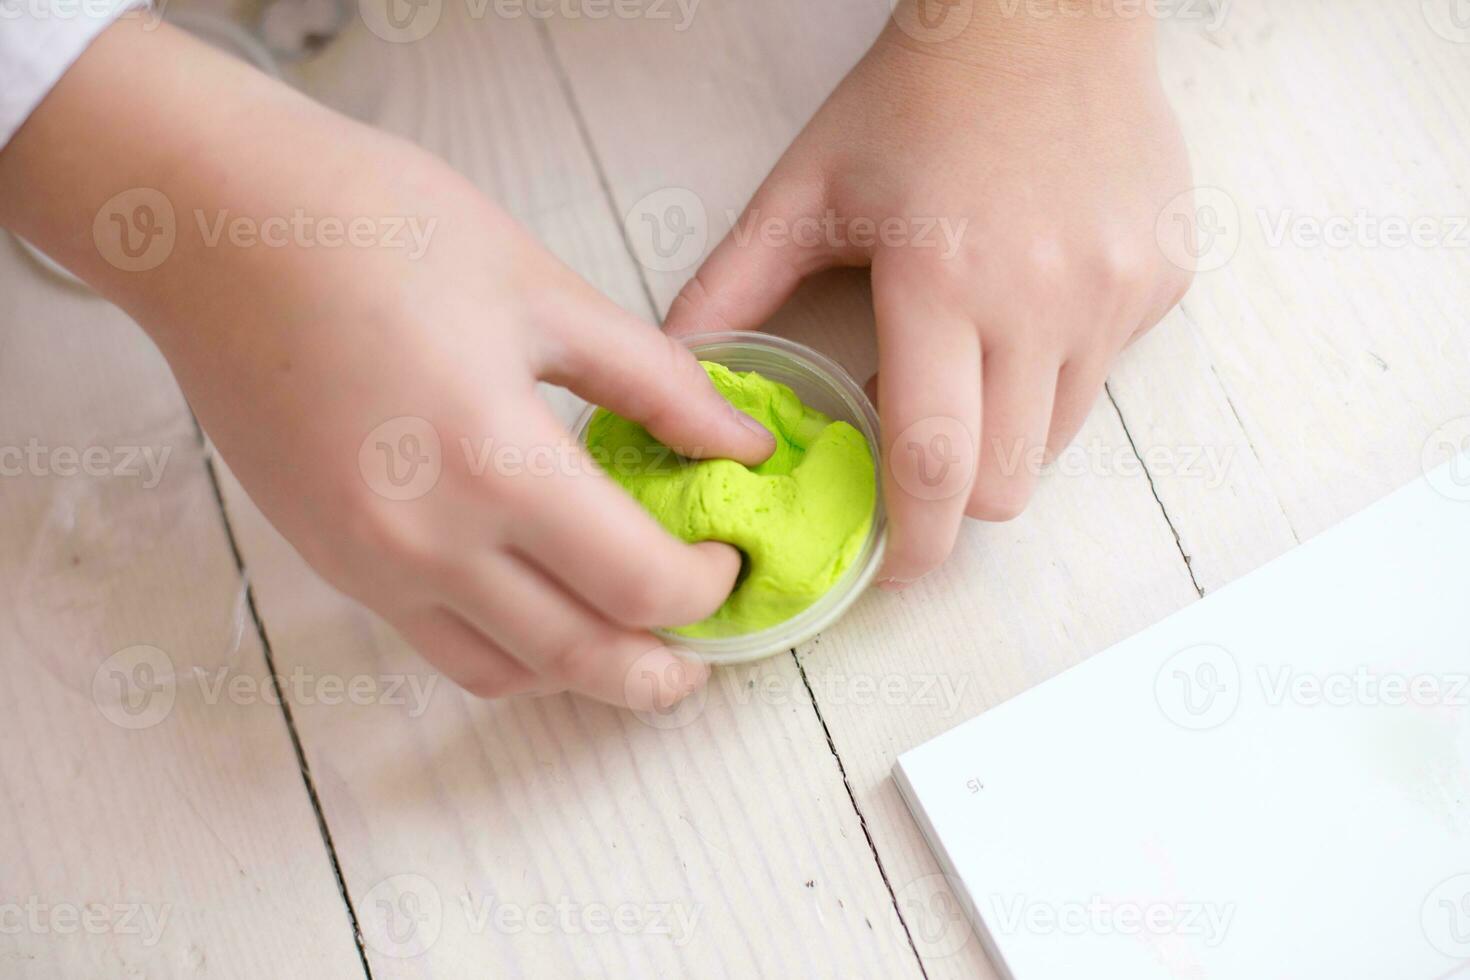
[1046,350,1113,459]
[391,606,547,699]
[872,258,981,586]
[664,181,834,338]
[544,302,775,466]
[967,343,1060,522]
[505,404,743,629]
[449,552,710,710]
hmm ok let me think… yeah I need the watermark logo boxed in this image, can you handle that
[986,894,1235,947]
[1156,186,1240,274]
[624,187,709,273]
[1422,416,1470,502]
[359,416,443,501]
[0,898,171,947]
[361,0,443,41]
[462,894,700,943]
[1258,209,1470,251]
[1257,665,1469,709]
[628,661,971,730]
[623,647,709,730]
[1422,873,1470,958]
[0,0,168,28]
[193,209,436,259]
[888,416,976,502]
[93,188,176,273]
[195,666,441,717]
[359,0,701,39]
[362,873,444,958]
[0,440,172,488]
[90,658,440,728]
[994,0,1230,31]
[726,209,968,259]
[889,0,974,44]
[1154,643,1240,730]
[1423,0,1470,43]
[895,874,974,958]
[91,645,177,731]
[994,436,1236,489]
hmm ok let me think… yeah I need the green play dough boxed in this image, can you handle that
[586,361,876,637]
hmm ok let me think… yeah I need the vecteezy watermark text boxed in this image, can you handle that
[985,894,1236,947]
[92,645,440,730]
[359,873,701,958]
[1258,209,1470,251]
[193,209,436,259]
[93,188,440,272]
[0,898,171,948]
[0,440,171,488]
[994,0,1230,31]
[360,0,701,45]
[726,209,969,260]
[1156,643,1470,731]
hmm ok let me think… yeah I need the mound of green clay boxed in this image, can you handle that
[585,361,876,637]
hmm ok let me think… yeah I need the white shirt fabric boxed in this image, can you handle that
[0,0,150,149]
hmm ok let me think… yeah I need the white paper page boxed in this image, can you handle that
[895,453,1470,980]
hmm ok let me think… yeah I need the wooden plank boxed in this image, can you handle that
[546,0,1470,973]
[1113,0,1470,576]
[0,240,364,977]
[540,4,1212,976]
[214,4,926,976]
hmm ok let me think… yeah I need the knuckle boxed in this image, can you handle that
[668,273,713,326]
[541,637,604,689]
[1016,236,1070,290]
[342,495,473,590]
[611,575,672,628]
[630,334,699,434]
[342,496,419,562]
[1092,242,1150,292]
[912,250,978,305]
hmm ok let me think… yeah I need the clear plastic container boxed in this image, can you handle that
[573,331,886,665]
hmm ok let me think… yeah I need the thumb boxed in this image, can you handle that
[549,305,776,466]
[665,181,834,338]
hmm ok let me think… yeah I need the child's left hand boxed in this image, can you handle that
[666,6,1195,587]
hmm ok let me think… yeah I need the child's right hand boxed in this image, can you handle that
[0,21,774,708]
[173,181,774,709]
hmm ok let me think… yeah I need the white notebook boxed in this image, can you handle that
[895,453,1470,979]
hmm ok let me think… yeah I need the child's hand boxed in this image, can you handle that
[180,191,775,709]
[666,3,1194,587]
[0,22,775,708]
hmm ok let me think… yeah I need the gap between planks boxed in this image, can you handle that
[529,17,939,979]
[192,419,376,980]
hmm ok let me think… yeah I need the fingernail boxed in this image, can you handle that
[878,578,912,593]
[733,409,773,442]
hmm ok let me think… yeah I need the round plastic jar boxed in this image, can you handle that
[573,330,886,665]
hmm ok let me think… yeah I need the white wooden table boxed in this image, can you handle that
[3,1,1468,976]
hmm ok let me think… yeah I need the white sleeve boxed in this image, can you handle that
[0,0,151,149]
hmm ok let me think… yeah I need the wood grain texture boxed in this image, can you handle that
[4,0,1466,976]
[1129,1,1470,554]
[543,1,1470,975]
[0,239,364,978]
[540,4,1209,977]
[211,4,926,977]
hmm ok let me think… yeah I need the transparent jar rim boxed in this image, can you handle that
[572,330,886,665]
